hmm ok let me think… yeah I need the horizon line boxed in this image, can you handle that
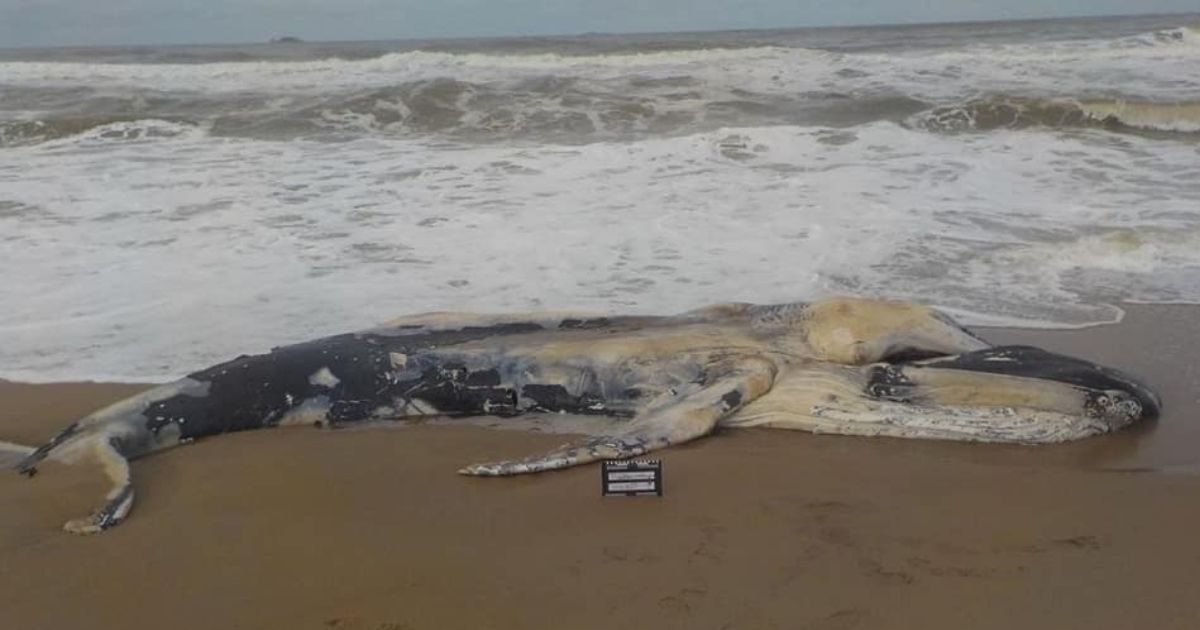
[2,9,1196,52]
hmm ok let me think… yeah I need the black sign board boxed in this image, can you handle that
[601,459,663,497]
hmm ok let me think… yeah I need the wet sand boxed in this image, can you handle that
[1,304,1198,629]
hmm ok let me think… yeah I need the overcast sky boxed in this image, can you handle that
[1,0,1196,48]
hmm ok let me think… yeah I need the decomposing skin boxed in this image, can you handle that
[2,297,1159,534]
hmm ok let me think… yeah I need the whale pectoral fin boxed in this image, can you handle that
[460,358,778,476]
[63,438,135,535]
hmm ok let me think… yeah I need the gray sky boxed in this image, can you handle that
[1,0,1196,48]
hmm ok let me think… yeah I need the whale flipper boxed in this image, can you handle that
[459,357,778,476]
[59,437,135,535]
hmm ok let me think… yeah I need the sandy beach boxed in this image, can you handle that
[5,12,1199,630]
[1,303,1198,629]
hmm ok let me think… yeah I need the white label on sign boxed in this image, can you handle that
[607,481,657,492]
[608,471,657,481]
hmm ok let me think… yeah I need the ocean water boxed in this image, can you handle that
[1,14,1198,381]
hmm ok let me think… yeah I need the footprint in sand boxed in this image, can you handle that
[324,618,413,630]
[1053,535,1105,550]
[689,523,728,564]
[812,608,869,630]
[657,586,708,614]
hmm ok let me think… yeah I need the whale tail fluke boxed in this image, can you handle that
[0,440,36,469]
[11,421,83,476]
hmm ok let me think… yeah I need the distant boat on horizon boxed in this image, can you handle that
[270,36,304,44]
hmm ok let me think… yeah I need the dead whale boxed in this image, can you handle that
[2,297,1158,533]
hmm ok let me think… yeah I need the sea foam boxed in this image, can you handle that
[2,120,1198,380]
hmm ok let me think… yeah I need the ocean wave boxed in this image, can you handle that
[1122,24,1200,48]
[3,20,1198,147]
[7,119,204,147]
[909,97,1200,135]
[6,24,1196,95]
[0,46,799,88]
[10,93,1198,148]
[858,22,1200,81]
[0,80,933,146]
[1078,99,1200,133]
[0,116,203,146]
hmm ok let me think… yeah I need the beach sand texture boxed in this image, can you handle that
[1,304,1197,629]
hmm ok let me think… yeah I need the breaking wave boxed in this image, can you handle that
[3,17,1198,146]
[9,92,1200,148]
[1123,24,1200,48]
[0,76,933,146]
[0,117,201,146]
[909,97,1200,135]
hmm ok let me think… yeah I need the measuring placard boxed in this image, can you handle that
[602,459,663,497]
